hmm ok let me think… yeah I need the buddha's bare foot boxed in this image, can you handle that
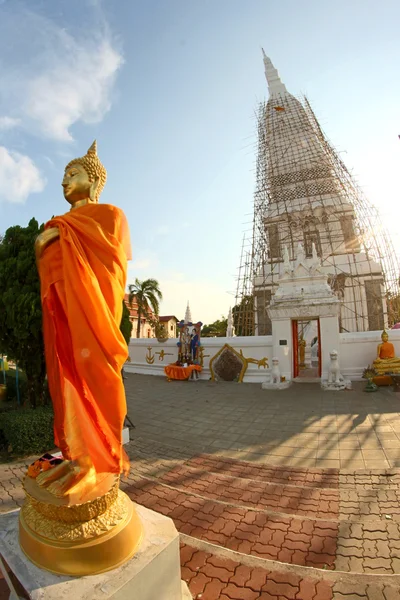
[47,465,97,499]
[46,471,75,497]
[36,460,72,487]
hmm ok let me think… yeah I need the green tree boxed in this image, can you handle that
[386,283,400,328]
[202,316,228,337]
[120,301,133,345]
[0,219,47,407]
[128,278,163,338]
[232,295,254,336]
[0,219,138,407]
[148,316,168,339]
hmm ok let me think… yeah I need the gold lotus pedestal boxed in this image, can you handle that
[19,475,143,576]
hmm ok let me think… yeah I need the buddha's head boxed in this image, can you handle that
[62,141,107,205]
[382,330,389,343]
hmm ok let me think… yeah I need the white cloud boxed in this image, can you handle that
[128,252,159,273]
[0,6,122,203]
[0,9,123,141]
[23,38,123,141]
[0,146,46,203]
[130,258,152,270]
[0,117,20,131]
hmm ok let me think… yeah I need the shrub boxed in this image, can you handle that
[120,301,133,345]
[0,219,47,407]
[0,406,54,456]
[3,369,28,403]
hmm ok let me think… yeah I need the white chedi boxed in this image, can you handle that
[226,307,235,337]
[184,301,192,324]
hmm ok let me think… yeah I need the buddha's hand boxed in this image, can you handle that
[35,227,60,261]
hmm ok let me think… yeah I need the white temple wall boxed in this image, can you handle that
[320,316,341,379]
[125,330,400,384]
[339,330,400,380]
[125,336,274,383]
[271,319,292,381]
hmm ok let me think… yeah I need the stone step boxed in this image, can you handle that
[156,463,340,520]
[124,474,400,574]
[180,540,334,600]
[128,438,400,490]
[159,464,400,523]
[188,454,400,490]
[127,448,400,523]
[187,454,340,489]
[179,539,400,600]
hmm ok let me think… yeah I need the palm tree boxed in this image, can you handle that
[128,278,163,338]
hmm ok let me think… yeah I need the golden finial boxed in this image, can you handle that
[65,140,107,202]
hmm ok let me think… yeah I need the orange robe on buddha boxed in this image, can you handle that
[379,342,395,359]
[39,204,131,475]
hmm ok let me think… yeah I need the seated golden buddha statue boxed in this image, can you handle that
[373,330,400,374]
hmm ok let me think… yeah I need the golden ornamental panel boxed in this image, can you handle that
[23,477,119,523]
[21,489,128,542]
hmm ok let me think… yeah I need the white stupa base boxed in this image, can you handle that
[261,380,291,390]
[321,379,352,391]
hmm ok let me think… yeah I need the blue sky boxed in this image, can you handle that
[1,0,400,323]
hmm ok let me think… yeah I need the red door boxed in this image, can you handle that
[292,320,299,378]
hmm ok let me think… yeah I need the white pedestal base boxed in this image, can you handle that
[321,379,352,391]
[0,504,191,600]
[261,380,291,390]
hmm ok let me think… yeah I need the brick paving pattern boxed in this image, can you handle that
[2,374,400,598]
[180,542,334,599]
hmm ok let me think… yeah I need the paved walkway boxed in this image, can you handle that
[2,374,400,599]
[126,376,400,470]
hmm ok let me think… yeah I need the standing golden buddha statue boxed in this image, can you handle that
[19,142,142,576]
[373,330,400,374]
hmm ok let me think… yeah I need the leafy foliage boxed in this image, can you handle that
[0,405,54,456]
[128,278,163,338]
[155,322,168,339]
[232,295,254,336]
[120,301,133,345]
[3,369,28,403]
[0,219,47,407]
[0,218,134,410]
[147,316,168,339]
[202,316,227,337]
[386,288,400,328]
[362,365,377,380]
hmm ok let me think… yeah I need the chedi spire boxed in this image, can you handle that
[262,49,287,97]
[184,301,192,324]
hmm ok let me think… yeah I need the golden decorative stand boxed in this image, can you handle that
[19,475,143,576]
